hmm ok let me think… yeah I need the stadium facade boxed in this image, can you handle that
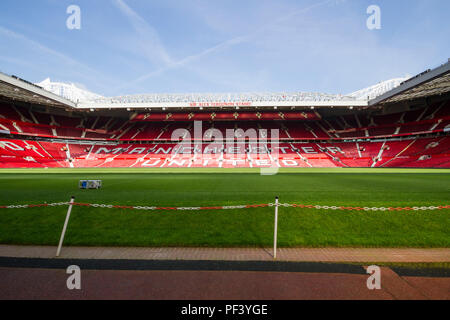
[0,60,449,168]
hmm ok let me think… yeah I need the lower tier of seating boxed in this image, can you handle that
[0,136,449,168]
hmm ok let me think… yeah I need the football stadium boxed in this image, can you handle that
[0,61,449,249]
[0,0,449,302]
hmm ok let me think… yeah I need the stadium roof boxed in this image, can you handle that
[369,59,450,106]
[0,71,368,110]
[77,92,366,110]
[1,60,449,112]
[0,71,369,110]
[0,72,76,109]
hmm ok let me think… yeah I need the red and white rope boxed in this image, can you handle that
[274,203,450,212]
[0,202,449,211]
[72,202,270,211]
[0,202,70,209]
[0,202,269,211]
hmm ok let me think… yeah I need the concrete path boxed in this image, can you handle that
[0,245,449,262]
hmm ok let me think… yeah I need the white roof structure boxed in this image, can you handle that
[31,78,368,109]
[370,60,450,105]
[3,60,448,111]
[348,78,410,100]
[77,92,366,109]
[37,78,103,103]
[0,72,76,108]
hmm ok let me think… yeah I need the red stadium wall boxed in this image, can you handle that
[1,137,449,168]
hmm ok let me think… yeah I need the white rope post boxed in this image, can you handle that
[273,196,279,259]
[56,196,75,257]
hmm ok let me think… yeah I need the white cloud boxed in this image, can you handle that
[0,25,113,91]
[122,0,336,89]
[113,0,173,67]
[0,26,95,74]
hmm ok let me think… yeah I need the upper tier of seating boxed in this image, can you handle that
[0,101,449,142]
[0,103,127,140]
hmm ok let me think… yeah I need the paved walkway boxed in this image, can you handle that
[1,245,449,300]
[1,245,449,262]
[3,266,448,300]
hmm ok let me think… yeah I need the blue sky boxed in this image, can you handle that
[0,0,449,96]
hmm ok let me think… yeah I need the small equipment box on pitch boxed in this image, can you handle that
[79,180,102,189]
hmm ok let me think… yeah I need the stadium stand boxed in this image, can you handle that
[1,99,449,168]
[1,135,449,168]
[1,61,449,168]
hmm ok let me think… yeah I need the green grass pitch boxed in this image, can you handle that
[0,168,449,248]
